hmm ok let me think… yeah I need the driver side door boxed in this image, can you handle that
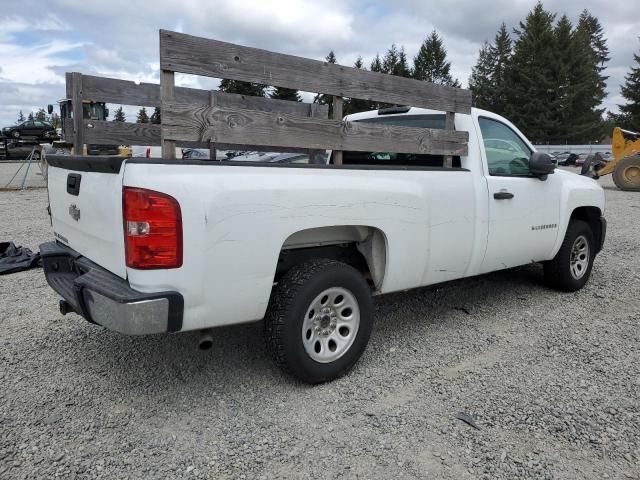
[478,116,562,273]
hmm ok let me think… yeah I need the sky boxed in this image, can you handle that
[0,0,638,127]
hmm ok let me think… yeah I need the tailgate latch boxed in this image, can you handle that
[67,173,81,196]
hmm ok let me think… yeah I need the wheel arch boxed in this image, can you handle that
[569,206,603,253]
[275,225,389,290]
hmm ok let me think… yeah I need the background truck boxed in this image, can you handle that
[40,30,606,383]
[45,92,125,156]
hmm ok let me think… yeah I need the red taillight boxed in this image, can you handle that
[123,187,182,269]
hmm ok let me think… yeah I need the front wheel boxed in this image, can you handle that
[612,155,640,191]
[543,220,595,292]
[264,258,373,383]
[11,130,20,139]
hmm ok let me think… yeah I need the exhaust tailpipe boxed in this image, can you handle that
[198,329,214,351]
[59,299,74,316]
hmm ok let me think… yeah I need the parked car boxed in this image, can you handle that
[40,106,606,383]
[2,120,57,140]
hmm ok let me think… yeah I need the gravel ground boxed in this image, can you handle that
[0,161,46,189]
[1,172,639,479]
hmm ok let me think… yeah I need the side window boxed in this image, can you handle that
[343,114,461,168]
[478,117,532,176]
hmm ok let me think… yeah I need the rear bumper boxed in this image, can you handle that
[40,241,183,334]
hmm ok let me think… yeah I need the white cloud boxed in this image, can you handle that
[0,0,638,127]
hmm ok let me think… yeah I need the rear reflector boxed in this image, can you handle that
[123,187,182,269]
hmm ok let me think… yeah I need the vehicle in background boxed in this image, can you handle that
[2,120,57,141]
[583,128,640,191]
[44,101,122,156]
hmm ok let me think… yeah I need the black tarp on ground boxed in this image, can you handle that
[0,242,41,275]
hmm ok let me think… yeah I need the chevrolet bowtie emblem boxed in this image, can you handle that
[69,204,81,221]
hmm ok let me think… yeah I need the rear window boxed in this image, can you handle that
[340,114,460,168]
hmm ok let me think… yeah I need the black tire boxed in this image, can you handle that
[612,155,640,191]
[543,219,595,292]
[264,258,373,384]
[11,130,20,139]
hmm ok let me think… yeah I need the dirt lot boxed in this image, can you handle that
[1,171,638,479]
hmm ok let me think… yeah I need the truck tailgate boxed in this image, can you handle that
[47,162,126,278]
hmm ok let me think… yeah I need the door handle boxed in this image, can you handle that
[493,191,514,200]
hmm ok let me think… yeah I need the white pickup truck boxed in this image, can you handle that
[41,106,606,383]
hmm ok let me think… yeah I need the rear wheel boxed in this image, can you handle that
[612,155,640,191]
[264,258,373,383]
[11,130,20,139]
[544,220,595,291]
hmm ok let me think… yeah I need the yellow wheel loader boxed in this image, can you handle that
[586,127,640,191]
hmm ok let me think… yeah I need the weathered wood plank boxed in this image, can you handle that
[77,73,328,118]
[62,121,74,142]
[160,70,176,160]
[84,120,161,145]
[444,112,455,168]
[82,120,322,154]
[70,72,84,155]
[79,73,206,106]
[162,102,468,156]
[160,30,472,114]
[332,96,344,165]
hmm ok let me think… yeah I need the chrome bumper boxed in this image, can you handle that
[40,241,183,335]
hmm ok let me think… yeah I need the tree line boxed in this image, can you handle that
[15,109,61,128]
[43,1,640,144]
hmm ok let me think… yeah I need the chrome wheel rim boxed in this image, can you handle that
[302,287,360,363]
[569,235,590,280]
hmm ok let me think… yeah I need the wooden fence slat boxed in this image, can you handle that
[332,96,343,165]
[70,72,84,155]
[83,120,325,154]
[160,30,472,114]
[84,120,160,145]
[209,91,217,160]
[77,73,329,118]
[444,112,455,168]
[162,102,468,156]
[160,70,176,160]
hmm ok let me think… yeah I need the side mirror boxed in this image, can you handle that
[47,104,54,115]
[529,152,555,178]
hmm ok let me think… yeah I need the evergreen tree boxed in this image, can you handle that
[150,107,161,124]
[17,111,25,123]
[503,2,558,143]
[27,112,34,121]
[48,113,61,128]
[569,11,609,141]
[314,51,337,115]
[552,14,575,142]
[370,53,383,72]
[412,30,460,87]
[491,24,513,115]
[136,107,149,123]
[219,79,265,97]
[381,44,399,73]
[577,10,610,71]
[35,108,47,121]
[344,57,376,114]
[610,39,640,130]
[270,87,302,102]
[113,106,126,122]
[469,42,495,110]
